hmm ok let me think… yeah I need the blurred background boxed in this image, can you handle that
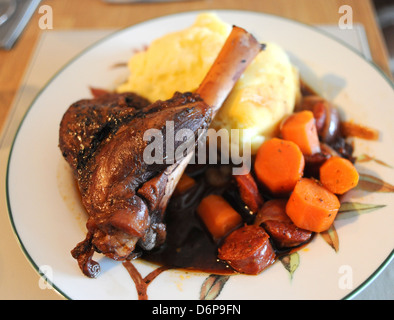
[374,0,394,76]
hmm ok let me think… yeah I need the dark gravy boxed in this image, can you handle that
[142,166,236,274]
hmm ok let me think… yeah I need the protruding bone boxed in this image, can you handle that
[196,25,263,115]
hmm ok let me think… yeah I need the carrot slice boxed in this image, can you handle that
[174,174,196,195]
[281,110,321,155]
[197,194,242,240]
[286,178,340,233]
[254,138,305,195]
[319,156,359,194]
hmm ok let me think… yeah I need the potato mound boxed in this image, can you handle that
[117,13,300,154]
[211,42,300,154]
[117,13,231,101]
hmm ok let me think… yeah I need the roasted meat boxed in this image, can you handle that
[59,26,262,278]
[60,91,211,277]
[60,92,150,173]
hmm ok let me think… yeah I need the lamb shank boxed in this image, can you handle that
[59,26,263,278]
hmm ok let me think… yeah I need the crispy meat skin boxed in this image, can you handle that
[59,91,211,277]
[60,92,151,172]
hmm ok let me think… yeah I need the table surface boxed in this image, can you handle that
[0,0,392,300]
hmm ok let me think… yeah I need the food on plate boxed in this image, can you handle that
[319,156,359,195]
[60,91,212,278]
[197,194,243,240]
[60,13,365,279]
[218,225,276,275]
[157,88,360,273]
[117,13,231,102]
[254,199,312,248]
[340,120,380,141]
[280,110,321,155]
[210,41,300,154]
[295,94,341,144]
[286,178,341,233]
[233,172,264,214]
[59,25,262,278]
[117,13,300,154]
[254,138,305,195]
[174,174,196,195]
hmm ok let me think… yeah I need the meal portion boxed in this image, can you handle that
[59,21,262,278]
[143,91,358,274]
[59,13,360,278]
[118,13,300,154]
[59,91,211,277]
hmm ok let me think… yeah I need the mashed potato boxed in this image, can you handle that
[117,13,231,101]
[117,13,300,154]
[211,42,300,154]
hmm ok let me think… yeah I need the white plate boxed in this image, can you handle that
[6,10,394,300]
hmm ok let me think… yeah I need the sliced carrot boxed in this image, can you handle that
[286,178,340,233]
[197,194,242,240]
[174,174,196,195]
[254,138,305,195]
[319,156,359,194]
[234,172,264,213]
[281,110,321,155]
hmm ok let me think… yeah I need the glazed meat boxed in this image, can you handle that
[60,92,150,173]
[218,225,276,274]
[254,199,312,248]
[59,26,262,278]
[60,91,212,277]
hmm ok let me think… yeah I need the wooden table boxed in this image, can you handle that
[0,0,392,300]
[0,0,391,133]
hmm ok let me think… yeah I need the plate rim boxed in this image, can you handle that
[5,9,394,300]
